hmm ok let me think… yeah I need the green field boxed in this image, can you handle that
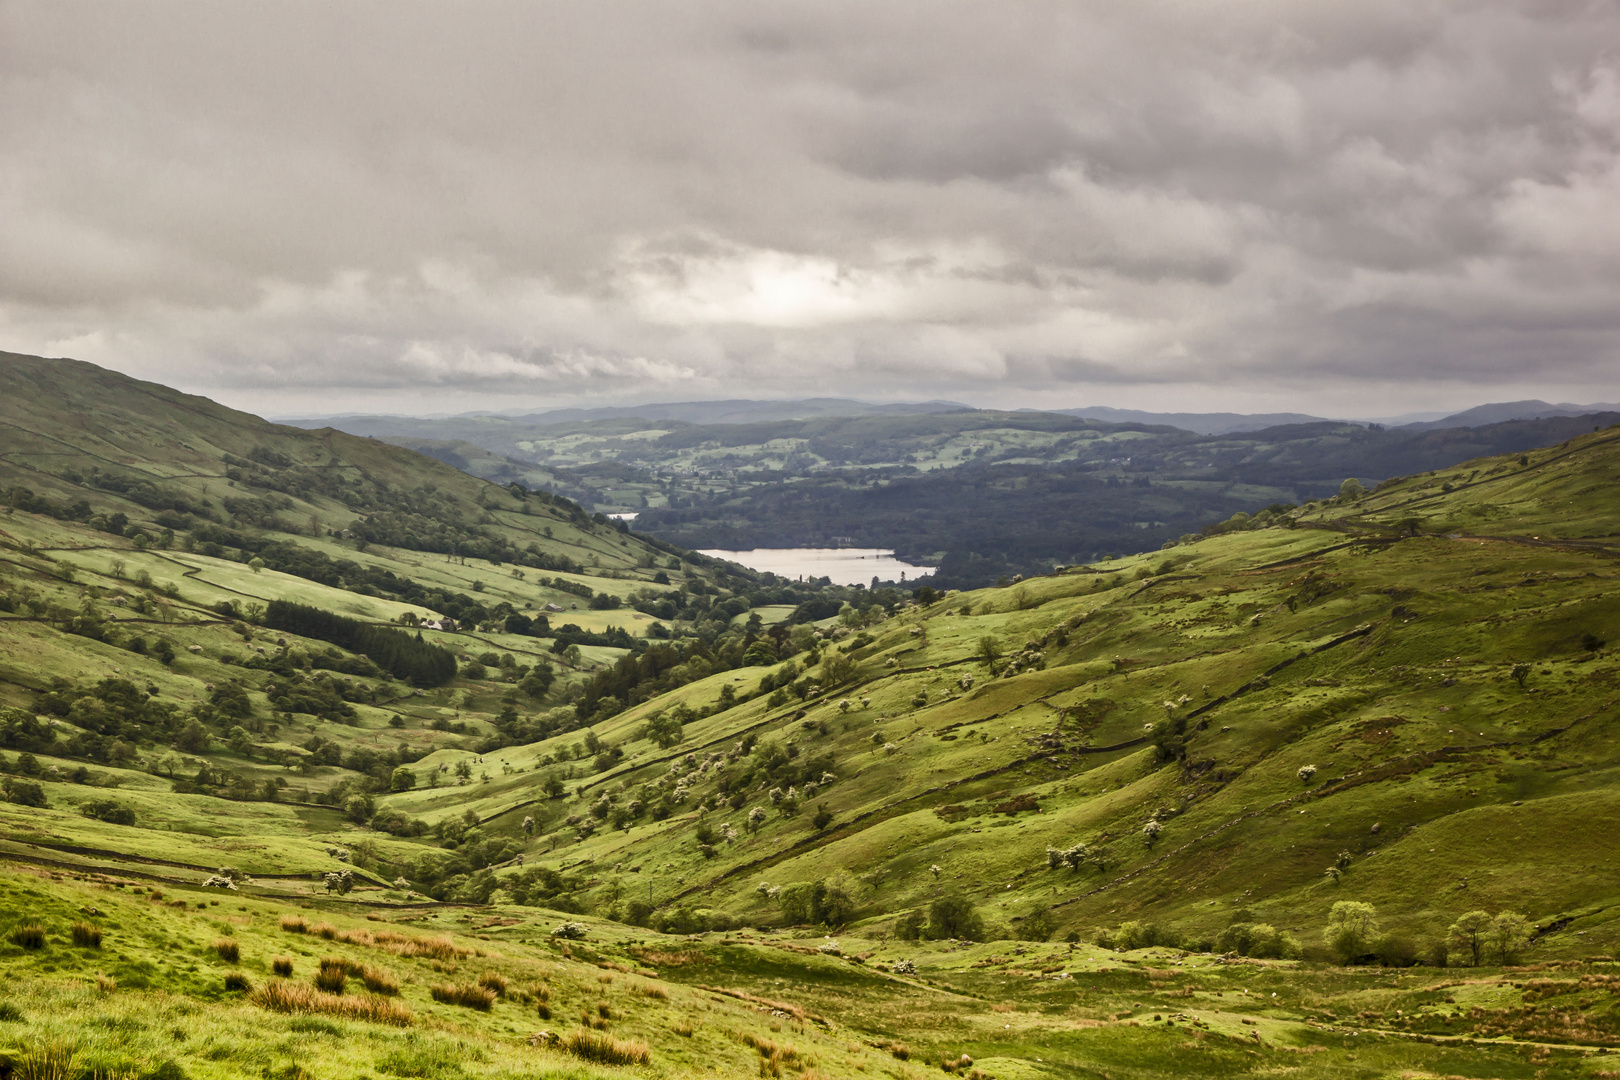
[4,354,1620,1077]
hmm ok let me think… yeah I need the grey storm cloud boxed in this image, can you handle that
[2,0,1617,415]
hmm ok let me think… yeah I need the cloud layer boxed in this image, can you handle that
[3,1,1618,415]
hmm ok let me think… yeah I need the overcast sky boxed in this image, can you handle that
[3,1,1618,418]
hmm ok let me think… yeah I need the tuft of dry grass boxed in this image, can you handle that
[536,1002,552,1020]
[359,964,400,996]
[476,971,508,996]
[311,922,338,940]
[272,957,294,977]
[70,922,102,949]
[9,923,46,950]
[430,983,496,1011]
[639,982,669,1000]
[279,915,308,934]
[314,958,348,994]
[94,973,117,994]
[250,979,412,1026]
[671,1017,695,1037]
[224,972,253,993]
[740,1032,801,1077]
[212,938,240,963]
[373,931,470,960]
[561,1029,650,1067]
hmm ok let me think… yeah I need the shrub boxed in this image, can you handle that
[429,983,495,1011]
[9,923,46,950]
[891,958,916,975]
[314,959,347,993]
[212,938,240,963]
[561,1029,649,1067]
[1374,933,1418,968]
[224,972,253,992]
[71,922,102,949]
[250,979,413,1026]
[926,896,984,941]
[1020,907,1057,942]
[272,957,294,977]
[475,972,508,996]
[1215,923,1300,960]
[1105,920,1182,952]
[551,921,589,939]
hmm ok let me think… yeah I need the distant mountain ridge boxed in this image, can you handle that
[283,397,1620,437]
[1397,398,1620,432]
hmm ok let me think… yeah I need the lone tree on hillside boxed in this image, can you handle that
[977,636,1004,675]
[1489,911,1533,965]
[1449,910,1495,966]
[1326,901,1379,965]
[928,896,984,941]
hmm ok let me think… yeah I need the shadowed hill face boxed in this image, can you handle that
[0,351,694,581]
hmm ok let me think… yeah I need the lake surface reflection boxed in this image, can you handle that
[697,547,936,585]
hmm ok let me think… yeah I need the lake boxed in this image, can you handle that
[697,547,937,585]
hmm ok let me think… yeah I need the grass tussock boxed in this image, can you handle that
[740,1033,800,1077]
[359,964,400,996]
[17,1040,76,1080]
[314,958,348,993]
[9,923,46,950]
[224,972,253,992]
[279,915,308,934]
[638,982,668,1000]
[70,922,101,949]
[373,931,470,961]
[272,957,294,977]
[94,973,117,993]
[561,1029,650,1067]
[671,1017,694,1037]
[429,983,496,1011]
[251,978,412,1027]
[475,971,507,996]
[212,937,240,963]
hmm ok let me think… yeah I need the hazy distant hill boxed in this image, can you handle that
[1400,398,1620,431]
[1046,405,1332,434]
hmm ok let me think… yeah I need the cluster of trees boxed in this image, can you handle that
[28,681,185,762]
[264,601,457,686]
[1325,901,1534,968]
[1078,902,1536,967]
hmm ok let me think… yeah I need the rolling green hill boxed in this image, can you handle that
[3,354,1620,1078]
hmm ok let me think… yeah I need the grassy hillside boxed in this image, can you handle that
[5,356,1620,1077]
